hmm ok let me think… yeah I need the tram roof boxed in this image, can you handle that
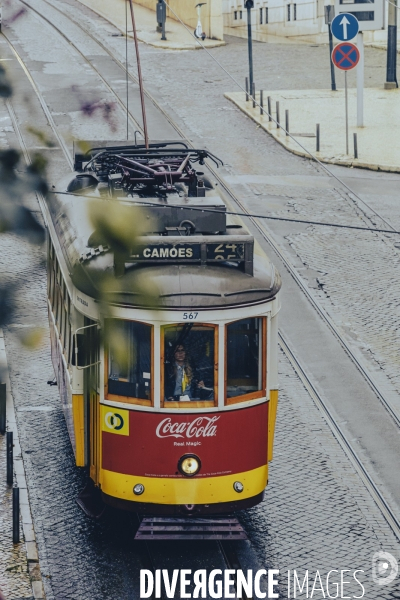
[48,144,281,309]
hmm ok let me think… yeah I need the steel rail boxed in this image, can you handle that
[11,0,400,429]
[219,541,253,600]
[279,332,400,542]
[2,34,74,171]
[13,0,143,136]
[4,99,48,225]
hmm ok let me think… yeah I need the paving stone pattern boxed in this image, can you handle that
[241,349,400,598]
[0,434,33,600]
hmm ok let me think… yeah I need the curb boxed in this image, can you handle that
[77,0,225,50]
[0,329,46,600]
[225,92,400,174]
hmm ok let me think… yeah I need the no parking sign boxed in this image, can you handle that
[331,42,360,71]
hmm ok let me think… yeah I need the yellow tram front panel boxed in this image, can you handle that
[101,465,268,505]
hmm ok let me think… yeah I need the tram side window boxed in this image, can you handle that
[106,320,152,402]
[48,242,56,308]
[226,318,265,401]
[47,241,52,300]
[163,324,216,405]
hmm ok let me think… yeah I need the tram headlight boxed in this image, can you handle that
[133,483,145,495]
[178,454,201,477]
[233,481,244,493]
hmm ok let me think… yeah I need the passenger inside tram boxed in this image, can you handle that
[164,327,215,402]
[165,344,207,401]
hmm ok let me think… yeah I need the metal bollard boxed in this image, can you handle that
[276,102,280,129]
[6,431,13,485]
[252,83,256,108]
[316,123,320,152]
[13,487,20,544]
[353,133,358,159]
[285,110,289,136]
[0,383,5,435]
[267,96,272,122]
[245,77,249,102]
[260,90,264,115]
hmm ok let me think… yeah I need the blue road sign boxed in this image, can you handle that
[331,42,360,70]
[331,13,359,41]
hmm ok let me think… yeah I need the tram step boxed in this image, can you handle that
[134,516,248,541]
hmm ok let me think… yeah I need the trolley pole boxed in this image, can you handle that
[385,0,398,89]
[245,0,254,98]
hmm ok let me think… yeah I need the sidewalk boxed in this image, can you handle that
[226,88,400,173]
[0,331,44,600]
[79,0,225,50]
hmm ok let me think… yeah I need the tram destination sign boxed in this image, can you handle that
[126,235,254,274]
[131,241,245,262]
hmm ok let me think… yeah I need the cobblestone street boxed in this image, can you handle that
[0,431,32,600]
[1,2,400,597]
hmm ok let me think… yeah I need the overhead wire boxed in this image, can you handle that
[47,190,400,236]
[160,0,398,235]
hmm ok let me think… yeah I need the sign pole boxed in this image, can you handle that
[245,1,254,98]
[385,0,397,88]
[356,31,364,126]
[345,71,349,154]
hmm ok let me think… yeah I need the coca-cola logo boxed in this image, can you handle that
[156,416,219,439]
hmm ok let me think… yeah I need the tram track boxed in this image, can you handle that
[5,0,142,146]
[279,333,400,542]
[3,0,400,550]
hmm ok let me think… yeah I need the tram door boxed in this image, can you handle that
[83,317,100,484]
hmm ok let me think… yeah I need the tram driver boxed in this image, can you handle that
[165,344,212,401]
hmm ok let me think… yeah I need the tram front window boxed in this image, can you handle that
[226,317,265,400]
[163,325,216,404]
[106,320,152,402]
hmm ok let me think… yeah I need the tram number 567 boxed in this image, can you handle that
[182,312,199,320]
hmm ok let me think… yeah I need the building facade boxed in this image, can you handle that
[222,0,388,43]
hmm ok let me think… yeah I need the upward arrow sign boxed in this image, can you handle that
[340,15,350,39]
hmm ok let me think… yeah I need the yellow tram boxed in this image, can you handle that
[46,142,281,517]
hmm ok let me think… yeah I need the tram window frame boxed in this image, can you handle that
[50,260,56,310]
[48,243,56,308]
[105,319,154,407]
[60,281,67,347]
[64,295,71,363]
[55,280,62,330]
[224,317,266,405]
[160,323,218,409]
[47,240,52,300]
